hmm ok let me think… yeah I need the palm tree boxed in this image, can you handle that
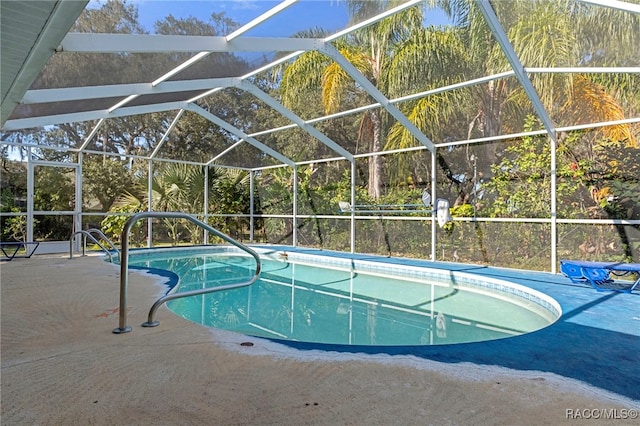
[111,163,250,245]
[279,1,423,200]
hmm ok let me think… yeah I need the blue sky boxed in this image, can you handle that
[90,1,450,37]
[131,0,351,36]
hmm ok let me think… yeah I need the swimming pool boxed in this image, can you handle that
[127,247,561,346]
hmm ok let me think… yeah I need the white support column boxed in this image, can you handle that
[431,152,437,262]
[76,152,83,237]
[147,160,153,248]
[204,166,209,244]
[550,134,558,273]
[350,161,356,253]
[250,171,255,242]
[26,147,34,244]
[293,166,298,247]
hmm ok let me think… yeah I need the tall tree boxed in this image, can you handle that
[279,1,423,199]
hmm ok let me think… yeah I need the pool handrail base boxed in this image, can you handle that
[114,211,261,334]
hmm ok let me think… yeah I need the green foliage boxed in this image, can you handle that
[82,156,135,211]
[1,207,38,243]
[482,116,553,218]
[585,140,640,220]
[101,203,145,246]
[31,166,76,240]
[104,163,253,245]
[34,166,75,212]
[0,189,14,212]
[5,213,27,243]
[438,204,474,234]
[451,203,474,217]
[208,168,251,240]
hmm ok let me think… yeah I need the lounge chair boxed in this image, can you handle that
[0,241,39,261]
[560,259,640,293]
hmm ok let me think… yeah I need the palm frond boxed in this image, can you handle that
[563,75,636,146]
[386,27,469,97]
[322,62,351,114]
[113,190,144,209]
[386,97,442,151]
[280,50,330,110]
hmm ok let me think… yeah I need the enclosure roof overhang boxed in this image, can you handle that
[0,0,88,126]
[1,0,639,170]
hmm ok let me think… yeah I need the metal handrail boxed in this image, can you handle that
[86,228,120,259]
[69,230,116,263]
[113,211,262,334]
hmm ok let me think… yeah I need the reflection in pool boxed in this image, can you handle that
[128,248,561,346]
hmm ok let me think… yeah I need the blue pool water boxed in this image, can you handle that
[128,248,561,346]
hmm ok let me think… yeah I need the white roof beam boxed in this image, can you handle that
[325,0,424,42]
[319,44,436,153]
[6,117,636,162]
[188,51,304,103]
[58,34,324,53]
[78,118,105,151]
[151,1,298,101]
[151,1,299,91]
[226,0,298,41]
[151,52,211,87]
[526,67,640,74]
[236,80,353,162]
[3,101,188,131]
[247,66,637,134]
[22,78,236,104]
[206,140,245,166]
[150,110,185,159]
[108,95,138,113]
[186,104,294,167]
[187,0,424,103]
[577,0,640,14]
[241,71,515,138]
[24,63,628,138]
[476,0,556,135]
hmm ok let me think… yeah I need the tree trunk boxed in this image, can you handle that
[368,110,383,200]
[480,80,504,172]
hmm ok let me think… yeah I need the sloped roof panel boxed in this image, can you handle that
[0,0,88,125]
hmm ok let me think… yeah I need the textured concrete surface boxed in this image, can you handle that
[2,254,638,425]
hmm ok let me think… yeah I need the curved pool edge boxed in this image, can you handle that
[129,245,562,346]
[252,245,640,402]
[207,325,640,409]
[124,244,640,401]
